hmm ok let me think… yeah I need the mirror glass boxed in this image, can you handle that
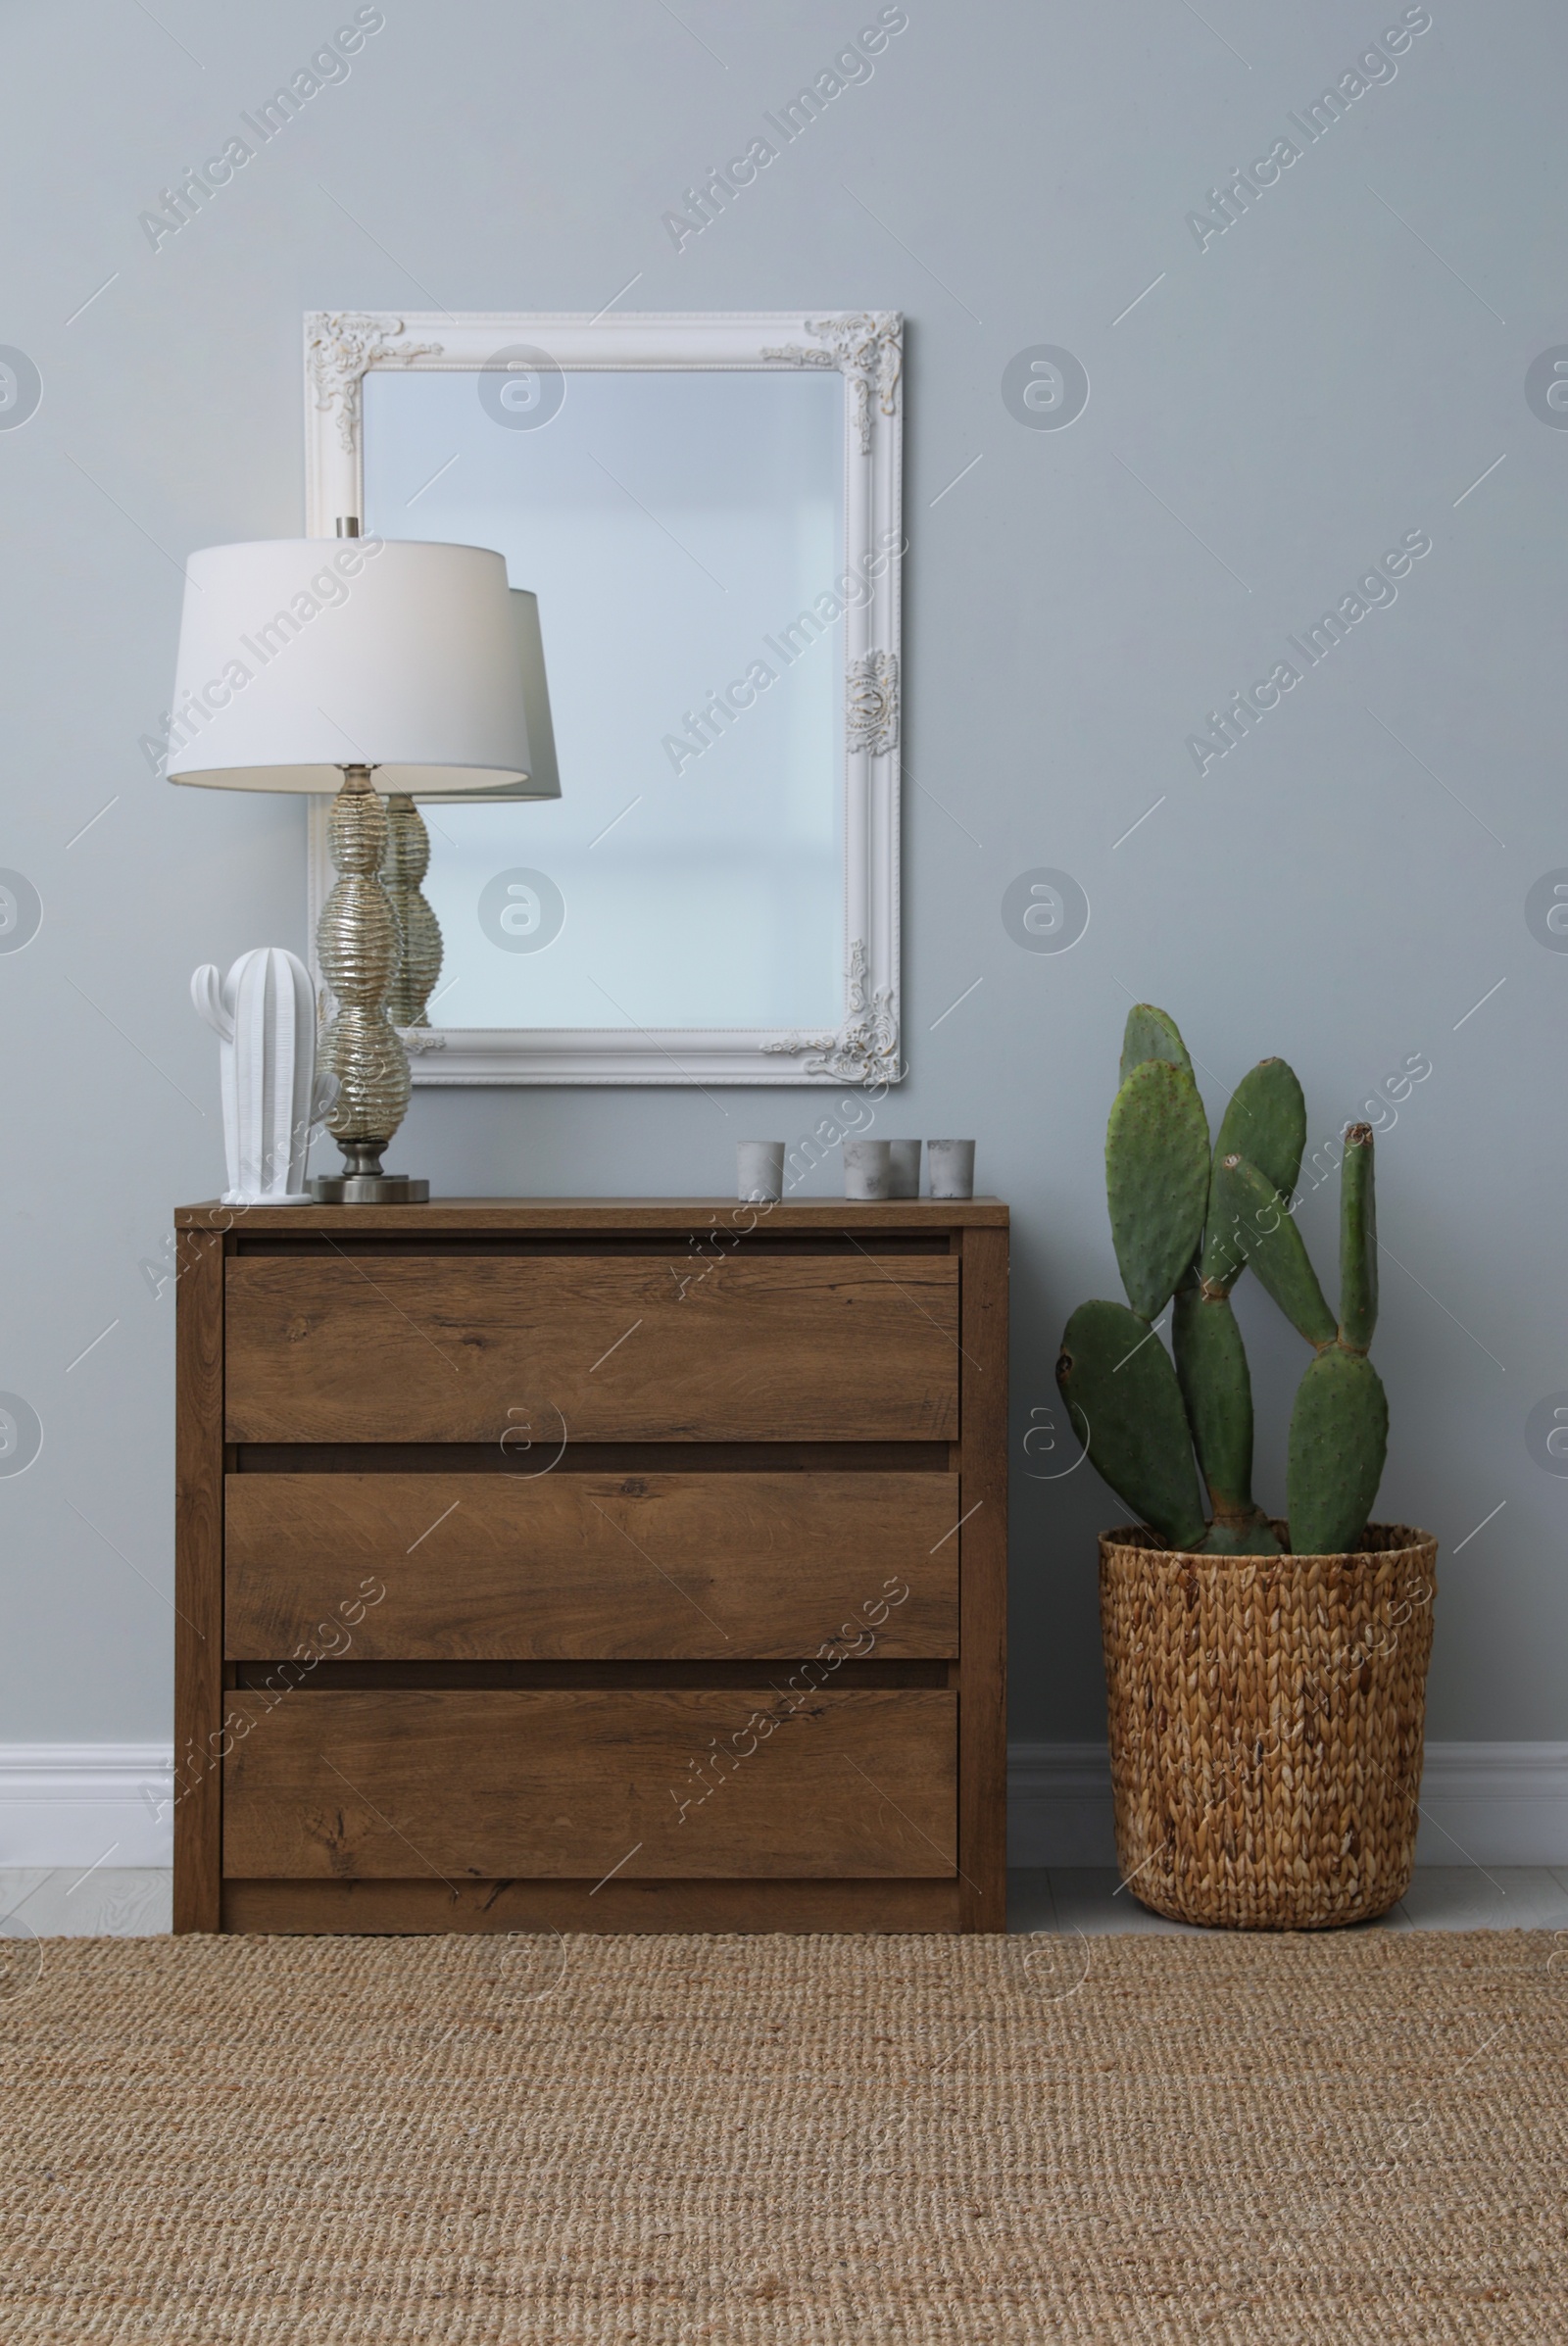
[362,366,846,1032]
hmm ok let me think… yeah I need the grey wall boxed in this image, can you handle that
[2,0,1563,1749]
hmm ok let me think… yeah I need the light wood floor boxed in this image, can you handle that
[4,1866,1568,1937]
[1009,1864,1568,1933]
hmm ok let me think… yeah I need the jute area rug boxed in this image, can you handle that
[1,1930,1562,2343]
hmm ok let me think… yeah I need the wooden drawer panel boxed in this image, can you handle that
[224,1472,961,1659]
[221,1688,956,1880]
[222,1255,958,1443]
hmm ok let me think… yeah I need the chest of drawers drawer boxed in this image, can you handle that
[174,1200,1007,1936]
[223,1252,960,1442]
[222,1688,958,1881]
[223,1471,961,1659]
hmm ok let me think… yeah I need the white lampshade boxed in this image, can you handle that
[166,538,545,795]
[419,590,561,805]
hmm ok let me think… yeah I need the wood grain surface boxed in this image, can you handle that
[956,1225,1009,1932]
[224,1471,961,1659]
[223,1254,960,1443]
[176,1197,1008,1232]
[173,1228,224,1933]
[221,1687,956,1881]
[220,1876,962,1933]
[175,1198,1006,1936]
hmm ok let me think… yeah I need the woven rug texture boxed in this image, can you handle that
[0,1929,1562,2343]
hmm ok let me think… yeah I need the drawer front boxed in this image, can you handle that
[222,1254,958,1443]
[224,1472,961,1659]
[221,1688,956,1880]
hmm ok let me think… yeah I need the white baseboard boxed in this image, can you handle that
[1007,1740,1568,1871]
[1006,1742,1119,1867]
[1415,1743,1568,1868]
[0,1745,172,1869]
[3,1741,1564,1874]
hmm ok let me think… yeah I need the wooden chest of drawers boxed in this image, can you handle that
[173,1197,1007,1933]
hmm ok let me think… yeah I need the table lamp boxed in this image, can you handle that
[166,527,555,1202]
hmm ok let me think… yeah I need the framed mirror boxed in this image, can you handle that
[303,310,904,1085]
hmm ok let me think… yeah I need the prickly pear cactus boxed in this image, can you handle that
[1056,1011,1390,1556]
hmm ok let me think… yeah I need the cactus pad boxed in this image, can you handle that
[1201,1060,1306,1291]
[1339,1123,1378,1350]
[1214,1057,1307,1203]
[1106,1059,1211,1320]
[1172,1285,1281,1554]
[1056,1300,1207,1551]
[1215,1154,1338,1347]
[1286,1345,1389,1554]
[1118,1002,1195,1088]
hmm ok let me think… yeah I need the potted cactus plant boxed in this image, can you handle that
[1056,1005,1436,1930]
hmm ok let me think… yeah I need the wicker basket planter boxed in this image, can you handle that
[1101,1522,1437,1930]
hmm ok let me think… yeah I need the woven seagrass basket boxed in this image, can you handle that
[1100,1522,1437,1930]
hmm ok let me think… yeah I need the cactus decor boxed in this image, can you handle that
[1056,1004,1388,1556]
[191,948,338,1205]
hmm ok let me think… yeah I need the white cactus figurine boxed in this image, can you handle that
[191,948,338,1204]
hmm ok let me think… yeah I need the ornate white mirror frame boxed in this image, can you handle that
[302,309,904,1086]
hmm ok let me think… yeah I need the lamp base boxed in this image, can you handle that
[310,1172,430,1204]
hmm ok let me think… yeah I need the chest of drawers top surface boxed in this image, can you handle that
[176,1197,1008,1230]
